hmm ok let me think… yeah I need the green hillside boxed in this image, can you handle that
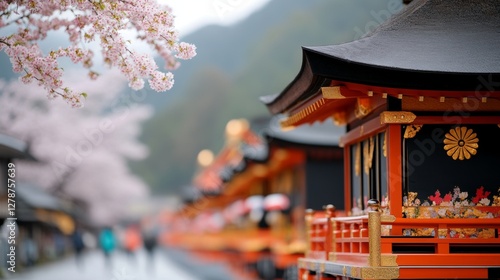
[133,0,399,194]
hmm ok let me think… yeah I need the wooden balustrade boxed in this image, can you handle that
[305,204,336,260]
[304,200,500,268]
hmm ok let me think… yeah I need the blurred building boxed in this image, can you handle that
[0,133,79,271]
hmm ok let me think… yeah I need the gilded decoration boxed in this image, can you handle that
[383,132,387,157]
[403,124,423,139]
[355,143,361,176]
[380,111,416,124]
[280,98,326,128]
[363,137,375,175]
[361,267,399,280]
[381,255,398,267]
[402,186,500,238]
[324,264,400,279]
[321,86,345,99]
[443,126,478,160]
[355,98,372,118]
[332,111,347,125]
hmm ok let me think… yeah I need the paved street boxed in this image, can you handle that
[5,248,202,280]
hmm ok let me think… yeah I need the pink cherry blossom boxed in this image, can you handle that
[0,71,152,226]
[0,0,196,107]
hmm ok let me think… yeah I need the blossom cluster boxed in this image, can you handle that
[0,0,196,107]
[403,186,500,219]
[402,186,499,238]
[403,186,500,209]
[402,227,495,238]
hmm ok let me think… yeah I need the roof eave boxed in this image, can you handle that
[261,47,330,115]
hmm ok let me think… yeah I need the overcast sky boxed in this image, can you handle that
[160,0,272,36]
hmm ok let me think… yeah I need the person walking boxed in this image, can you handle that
[123,224,142,261]
[141,218,159,274]
[71,227,85,268]
[98,227,116,267]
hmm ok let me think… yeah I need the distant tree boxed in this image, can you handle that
[0,1,196,108]
[0,70,151,226]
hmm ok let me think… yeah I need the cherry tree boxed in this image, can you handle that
[0,0,196,108]
[0,69,152,226]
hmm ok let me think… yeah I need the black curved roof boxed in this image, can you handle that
[217,115,345,184]
[262,0,500,114]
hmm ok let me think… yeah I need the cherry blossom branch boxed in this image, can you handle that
[0,0,196,108]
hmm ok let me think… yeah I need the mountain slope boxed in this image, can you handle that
[134,0,398,194]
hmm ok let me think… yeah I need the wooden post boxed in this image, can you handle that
[305,208,314,258]
[368,199,381,267]
[324,204,335,259]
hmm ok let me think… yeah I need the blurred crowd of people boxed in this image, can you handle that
[75,220,160,268]
[0,218,160,273]
[95,220,159,265]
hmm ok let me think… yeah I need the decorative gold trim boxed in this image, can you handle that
[355,98,372,119]
[383,132,387,157]
[443,126,479,160]
[329,252,337,262]
[280,98,326,128]
[351,267,360,278]
[381,255,398,267]
[322,86,345,99]
[332,111,347,125]
[330,218,337,261]
[299,259,399,279]
[380,214,396,223]
[403,124,423,139]
[361,267,400,279]
[368,203,381,267]
[363,137,375,175]
[355,143,361,176]
[380,111,416,124]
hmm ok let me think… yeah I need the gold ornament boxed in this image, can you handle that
[355,143,361,176]
[443,127,478,160]
[404,124,423,139]
[382,132,387,157]
[363,137,375,175]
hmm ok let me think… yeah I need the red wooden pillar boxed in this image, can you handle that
[387,124,403,235]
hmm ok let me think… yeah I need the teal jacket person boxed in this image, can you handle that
[99,228,116,256]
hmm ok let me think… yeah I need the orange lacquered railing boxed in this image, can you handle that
[304,200,500,268]
[305,207,331,260]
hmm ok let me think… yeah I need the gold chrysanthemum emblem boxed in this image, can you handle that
[443,126,478,160]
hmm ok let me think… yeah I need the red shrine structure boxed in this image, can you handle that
[261,0,500,279]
